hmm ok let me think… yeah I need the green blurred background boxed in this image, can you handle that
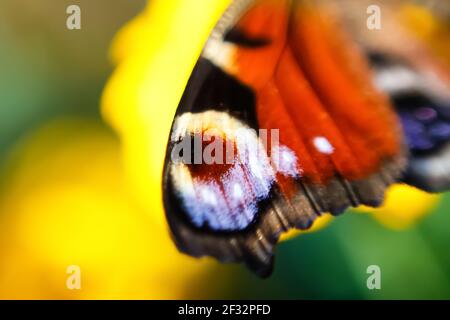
[0,0,449,299]
[0,0,145,157]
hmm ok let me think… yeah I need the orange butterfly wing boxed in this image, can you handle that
[163,0,406,276]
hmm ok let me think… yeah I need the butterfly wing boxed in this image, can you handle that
[340,0,450,192]
[369,52,450,192]
[163,0,406,276]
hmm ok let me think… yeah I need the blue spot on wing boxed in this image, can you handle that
[396,96,450,154]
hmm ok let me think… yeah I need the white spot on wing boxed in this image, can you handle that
[203,38,236,71]
[232,183,243,199]
[271,145,302,178]
[313,136,334,155]
[200,187,218,206]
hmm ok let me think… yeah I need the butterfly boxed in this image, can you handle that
[162,0,450,277]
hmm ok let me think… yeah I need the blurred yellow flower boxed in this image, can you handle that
[102,0,233,229]
[0,119,220,299]
[357,184,441,230]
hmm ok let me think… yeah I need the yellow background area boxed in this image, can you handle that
[102,0,233,229]
[0,119,223,299]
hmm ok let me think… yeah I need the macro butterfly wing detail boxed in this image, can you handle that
[370,52,450,192]
[163,0,406,276]
[331,0,450,193]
